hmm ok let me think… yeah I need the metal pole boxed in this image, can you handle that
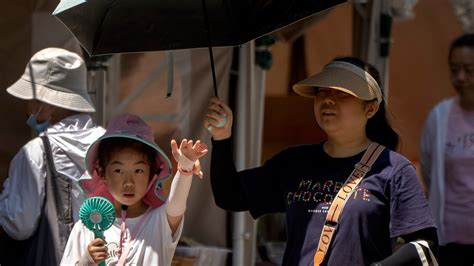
[234,43,249,266]
[233,41,261,266]
[86,61,108,127]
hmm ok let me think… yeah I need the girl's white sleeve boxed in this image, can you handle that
[159,205,184,264]
[60,221,95,265]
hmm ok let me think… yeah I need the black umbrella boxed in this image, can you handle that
[53,0,346,96]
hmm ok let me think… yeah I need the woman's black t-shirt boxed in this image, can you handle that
[210,139,434,266]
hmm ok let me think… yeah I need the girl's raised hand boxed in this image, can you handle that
[87,238,108,263]
[179,139,208,162]
[171,139,208,178]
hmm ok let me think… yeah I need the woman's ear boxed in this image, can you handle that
[365,101,380,119]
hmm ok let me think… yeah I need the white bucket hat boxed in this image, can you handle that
[7,47,95,112]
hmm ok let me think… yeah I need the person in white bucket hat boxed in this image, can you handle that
[0,47,105,265]
[205,57,438,266]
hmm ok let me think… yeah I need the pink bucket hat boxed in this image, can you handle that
[80,113,172,208]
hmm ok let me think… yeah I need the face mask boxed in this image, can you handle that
[26,104,51,133]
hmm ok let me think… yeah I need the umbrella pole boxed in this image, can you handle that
[202,0,219,97]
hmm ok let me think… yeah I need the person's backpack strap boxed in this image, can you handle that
[313,142,385,266]
[1,136,73,266]
[41,136,73,225]
[41,136,74,251]
[21,136,74,265]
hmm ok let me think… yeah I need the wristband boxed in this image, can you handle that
[178,150,195,173]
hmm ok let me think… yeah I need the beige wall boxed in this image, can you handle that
[2,0,462,183]
[263,0,464,166]
[263,3,353,160]
[0,3,35,185]
[0,0,78,186]
[388,0,463,162]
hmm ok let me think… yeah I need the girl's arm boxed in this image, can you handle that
[60,222,106,265]
[166,139,208,234]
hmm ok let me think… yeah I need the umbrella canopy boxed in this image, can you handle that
[53,0,346,56]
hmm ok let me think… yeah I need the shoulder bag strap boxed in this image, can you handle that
[313,142,385,266]
[41,136,65,218]
[22,136,65,265]
[41,136,74,260]
[41,136,74,223]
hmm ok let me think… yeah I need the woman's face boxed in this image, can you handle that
[100,146,151,210]
[450,46,474,101]
[26,100,55,122]
[313,88,378,136]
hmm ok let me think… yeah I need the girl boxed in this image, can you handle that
[205,57,438,265]
[61,113,207,265]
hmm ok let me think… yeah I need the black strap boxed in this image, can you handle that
[0,137,73,266]
[41,136,73,224]
[41,135,57,177]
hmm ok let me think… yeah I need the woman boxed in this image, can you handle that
[420,33,474,265]
[205,57,438,265]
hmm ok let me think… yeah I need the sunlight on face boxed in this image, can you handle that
[101,147,151,209]
[313,88,371,135]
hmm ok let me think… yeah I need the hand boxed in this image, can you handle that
[179,139,208,162]
[204,97,233,140]
[87,238,108,263]
[171,139,208,178]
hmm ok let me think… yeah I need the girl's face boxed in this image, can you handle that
[100,146,151,211]
[313,88,378,136]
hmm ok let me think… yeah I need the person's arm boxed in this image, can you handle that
[371,227,438,266]
[204,97,286,217]
[419,107,436,194]
[0,140,45,240]
[60,222,98,266]
[204,97,250,211]
[166,139,208,234]
[210,137,250,211]
[378,162,438,266]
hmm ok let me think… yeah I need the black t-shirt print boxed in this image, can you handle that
[238,144,435,266]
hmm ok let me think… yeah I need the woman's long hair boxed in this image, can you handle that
[333,57,400,151]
